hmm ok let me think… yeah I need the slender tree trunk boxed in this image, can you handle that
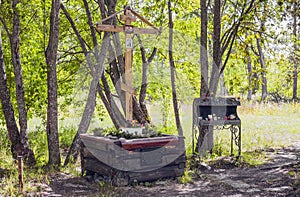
[292,1,298,100]
[61,2,126,130]
[0,32,22,160]
[63,0,112,166]
[138,35,156,123]
[96,83,123,129]
[256,37,267,101]
[9,0,35,164]
[219,72,227,96]
[246,36,253,101]
[200,0,209,97]
[199,0,222,155]
[247,55,253,101]
[168,0,183,137]
[45,0,61,167]
[209,0,222,96]
[197,0,211,155]
[64,34,110,166]
[101,74,127,128]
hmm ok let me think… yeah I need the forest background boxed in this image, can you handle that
[0,0,299,194]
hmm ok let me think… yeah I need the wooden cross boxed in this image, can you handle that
[95,7,160,121]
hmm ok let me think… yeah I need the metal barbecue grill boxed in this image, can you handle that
[192,97,241,158]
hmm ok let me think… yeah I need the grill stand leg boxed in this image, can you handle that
[230,125,241,159]
[194,123,241,159]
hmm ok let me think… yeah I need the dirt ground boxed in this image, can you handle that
[28,141,300,197]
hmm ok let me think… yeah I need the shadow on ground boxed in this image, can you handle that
[32,141,300,197]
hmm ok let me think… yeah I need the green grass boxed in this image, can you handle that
[239,102,300,150]
[150,101,300,158]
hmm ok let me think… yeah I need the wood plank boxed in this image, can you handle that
[128,165,185,183]
[95,24,124,33]
[121,139,178,150]
[82,144,186,172]
[133,27,160,35]
[82,158,114,176]
[125,33,133,121]
[95,24,159,35]
[120,82,136,95]
[80,134,120,145]
[130,9,161,33]
[120,10,136,23]
[82,157,185,185]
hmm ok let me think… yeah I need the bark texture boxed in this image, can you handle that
[63,0,112,166]
[12,0,35,164]
[168,0,183,137]
[138,35,156,123]
[292,0,298,100]
[0,0,35,165]
[200,0,209,97]
[209,0,221,96]
[247,54,253,101]
[45,0,61,167]
[256,37,267,101]
[0,32,22,160]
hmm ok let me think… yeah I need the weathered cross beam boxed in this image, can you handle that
[95,7,160,122]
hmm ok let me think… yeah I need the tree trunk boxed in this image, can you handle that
[96,83,123,129]
[106,39,127,115]
[247,55,253,101]
[101,74,127,128]
[292,1,298,100]
[168,0,183,137]
[246,37,253,101]
[199,0,222,155]
[197,0,211,155]
[45,0,61,167]
[0,32,22,160]
[62,1,127,132]
[61,3,119,130]
[219,72,227,96]
[64,34,110,166]
[9,0,35,165]
[256,37,267,101]
[209,0,222,96]
[138,35,156,123]
[196,0,256,154]
[63,0,112,166]
[200,0,209,97]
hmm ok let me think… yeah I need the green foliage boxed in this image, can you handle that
[28,126,48,167]
[59,126,77,149]
[102,124,162,139]
[180,170,194,184]
[241,150,267,166]
[0,128,20,196]
[0,128,10,157]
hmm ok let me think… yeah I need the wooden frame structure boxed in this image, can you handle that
[95,6,160,121]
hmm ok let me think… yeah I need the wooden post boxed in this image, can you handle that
[121,9,136,121]
[95,7,160,122]
[18,155,23,192]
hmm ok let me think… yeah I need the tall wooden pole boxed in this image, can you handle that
[121,9,136,121]
[125,32,133,121]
